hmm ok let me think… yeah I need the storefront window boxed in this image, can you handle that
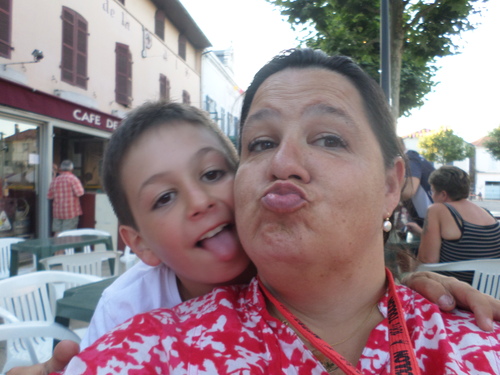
[52,127,106,191]
[0,119,39,238]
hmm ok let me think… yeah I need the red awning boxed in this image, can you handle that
[0,77,121,132]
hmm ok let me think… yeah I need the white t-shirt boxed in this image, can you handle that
[80,261,182,349]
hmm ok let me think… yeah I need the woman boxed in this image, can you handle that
[54,49,500,374]
[413,165,500,284]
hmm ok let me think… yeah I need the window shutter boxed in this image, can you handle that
[182,90,190,105]
[61,8,75,83]
[178,34,186,60]
[159,74,170,100]
[116,43,132,106]
[155,10,165,40]
[61,7,88,89]
[75,18,88,88]
[0,0,12,58]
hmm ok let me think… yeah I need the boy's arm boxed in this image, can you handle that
[402,271,499,331]
[79,297,115,350]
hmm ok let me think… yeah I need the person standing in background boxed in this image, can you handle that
[401,147,435,227]
[47,159,84,236]
[52,163,59,179]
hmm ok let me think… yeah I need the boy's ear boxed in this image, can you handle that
[119,225,162,267]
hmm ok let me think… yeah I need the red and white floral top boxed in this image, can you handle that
[56,278,500,374]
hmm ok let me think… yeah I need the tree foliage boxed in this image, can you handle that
[483,127,500,160]
[267,0,488,119]
[418,128,472,164]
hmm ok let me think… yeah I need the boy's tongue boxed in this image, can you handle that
[200,227,239,261]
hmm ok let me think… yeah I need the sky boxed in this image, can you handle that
[180,0,500,143]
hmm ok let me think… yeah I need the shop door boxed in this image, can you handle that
[485,181,500,200]
[0,119,39,238]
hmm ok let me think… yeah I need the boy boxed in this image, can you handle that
[81,101,254,348]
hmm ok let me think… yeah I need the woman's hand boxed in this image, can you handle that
[402,271,499,331]
[6,340,79,375]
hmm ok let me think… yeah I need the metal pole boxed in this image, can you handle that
[380,0,391,103]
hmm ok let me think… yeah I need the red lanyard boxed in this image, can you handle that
[258,268,421,375]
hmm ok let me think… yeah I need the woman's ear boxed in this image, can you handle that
[119,225,162,267]
[385,156,406,212]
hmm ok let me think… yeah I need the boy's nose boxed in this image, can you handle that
[187,187,215,219]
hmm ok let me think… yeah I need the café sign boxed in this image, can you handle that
[73,109,119,130]
[0,77,122,133]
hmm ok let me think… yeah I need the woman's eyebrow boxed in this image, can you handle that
[244,108,279,127]
[304,103,353,123]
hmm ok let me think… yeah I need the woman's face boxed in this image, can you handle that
[234,68,404,273]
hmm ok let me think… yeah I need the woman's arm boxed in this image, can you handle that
[416,204,442,264]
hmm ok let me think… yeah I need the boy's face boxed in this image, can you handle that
[120,122,249,296]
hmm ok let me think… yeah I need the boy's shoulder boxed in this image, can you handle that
[138,281,256,332]
[101,262,180,306]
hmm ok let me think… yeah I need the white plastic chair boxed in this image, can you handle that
[118,246,139,274]
[0,321,81,370]
[0,237,36,279]
[0,271,99,372]
[57,228,112,254]
[417,259,500,299]
[0,307,81,372]
[39,250,122,277]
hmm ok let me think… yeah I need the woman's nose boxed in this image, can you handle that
[269,140,311,182]
[186,186,215,219]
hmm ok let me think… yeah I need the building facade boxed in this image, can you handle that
[201,48,244,147]
[0,0,210,243]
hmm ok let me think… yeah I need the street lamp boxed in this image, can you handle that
[2,49,44,70]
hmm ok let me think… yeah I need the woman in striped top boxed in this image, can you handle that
[413,165,500,284]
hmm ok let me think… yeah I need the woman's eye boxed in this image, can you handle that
[314,135,346,149]
[202,169,226,182]
[248,139,277,153]
[153,191,175,209]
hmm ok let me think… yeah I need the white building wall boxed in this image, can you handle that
[1,0,204,115]
[201,51,244,141]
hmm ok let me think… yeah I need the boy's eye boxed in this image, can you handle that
[248,139,277,153]
[202,169,226,182]
[153,191,175,209]
[313,135,347,149]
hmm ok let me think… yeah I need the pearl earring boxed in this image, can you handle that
[383,218,392,232]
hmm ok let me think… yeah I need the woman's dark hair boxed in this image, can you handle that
[102,101,238,229]
[240,48,402,169]
[429,166,470,201]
